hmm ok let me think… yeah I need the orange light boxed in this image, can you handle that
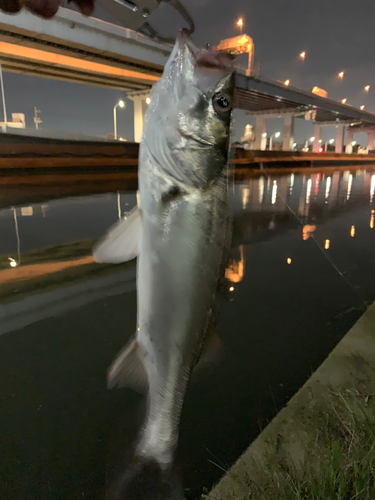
[287,258,292,265]
[229,286,234,292]
[0,41,158,85]
[0,255,94,286]
[365,85,370,92]
[338,71,344,79]
[350,225,355,237]
[325,239,330,250]
[300,51,306,60]
[371,213,374,229]
[284,79,290,86]
[342,98,347,104]
[237,18,243,27]
[360,105,365,110]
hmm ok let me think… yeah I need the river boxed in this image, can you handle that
[1,165,375,499]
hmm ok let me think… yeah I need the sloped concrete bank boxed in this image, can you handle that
[206,301,375,499]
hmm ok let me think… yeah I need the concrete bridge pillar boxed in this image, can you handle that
[127,93,150,142]
[255,116,267,150]
[282,114,294,151]
[346,128,354,153]
[367,130,375,153]
[313,124,321,153]
[335,124,345,153]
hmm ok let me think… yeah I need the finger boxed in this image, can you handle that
[0,0,22,13]
[22,0,60,18]
[72,0,94,16]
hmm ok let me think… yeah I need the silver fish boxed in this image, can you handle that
[93,30,235,498]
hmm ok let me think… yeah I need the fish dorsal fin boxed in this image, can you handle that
[107,339,149,394]
[93,206,142,264]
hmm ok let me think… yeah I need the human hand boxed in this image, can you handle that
[0,0,94,19]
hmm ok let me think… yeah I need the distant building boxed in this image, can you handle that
[0,113,26,129]
[241,124,255,149]
[270,141,282,151]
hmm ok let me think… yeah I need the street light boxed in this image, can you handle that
[310,136,315,142]
[237,18,243,34]
[284,79,290,86]
[0,63,8,127]
[360,105,365,110]
[113,99,125,140]
[338,71,344,79]
[365,85,370,92]
[298,52,306,88]
[342,98,347,104]
[269,131,281,151]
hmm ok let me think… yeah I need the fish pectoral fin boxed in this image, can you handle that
[107,339,149,393]
[92,206,142,264]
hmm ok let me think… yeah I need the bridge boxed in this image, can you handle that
[1,9,375,149]
[0,8,169,90]
[235,73,375,153]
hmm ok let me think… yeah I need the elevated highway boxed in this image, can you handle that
[1,10,375,149]
[235,73,375,153]
[0,7,171,90]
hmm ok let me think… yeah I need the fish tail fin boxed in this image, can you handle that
[107,457,184,500]
[107,338,149,393]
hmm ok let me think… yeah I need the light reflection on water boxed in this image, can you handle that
[1,166,375,499]
[2,169,375,261]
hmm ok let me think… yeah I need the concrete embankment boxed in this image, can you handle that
[206,301,375,499]
[1,135,375,174]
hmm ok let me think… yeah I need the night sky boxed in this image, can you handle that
[2,0,375,145]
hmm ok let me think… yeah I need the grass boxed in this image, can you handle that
[205,356,375,500]
[279,388,375,500]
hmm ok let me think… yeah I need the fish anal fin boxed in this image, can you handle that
[107,338,149,393]
[93,206,142,264]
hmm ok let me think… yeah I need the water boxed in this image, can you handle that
[1,166,375,499]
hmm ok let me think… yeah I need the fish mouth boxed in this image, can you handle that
[176,29,235,70]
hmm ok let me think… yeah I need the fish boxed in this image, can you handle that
[93,30,235,499]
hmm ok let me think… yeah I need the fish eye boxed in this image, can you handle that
[213,92,232,114]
